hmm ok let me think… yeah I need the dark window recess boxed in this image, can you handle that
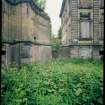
[99,50,104,55]
[2,45,6,55]
[2,50,6,55]
[101,12,104,21]
[102,13,104,15]
[80,13,91,20]
[99,47,104,61]
[34,36,36,41]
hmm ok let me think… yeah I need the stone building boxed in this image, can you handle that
[2,0,52,65]
[59,0,104,58]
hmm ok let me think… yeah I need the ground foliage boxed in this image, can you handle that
[1,58,103,105]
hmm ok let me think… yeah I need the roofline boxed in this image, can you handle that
[5,0,50,20]
[59,0,66,17]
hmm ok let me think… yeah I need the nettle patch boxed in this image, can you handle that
[1,58,103,105]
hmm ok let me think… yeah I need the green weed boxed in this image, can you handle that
[1,59,103,105]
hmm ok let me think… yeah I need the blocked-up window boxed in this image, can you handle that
[80,21,90,39]
[79,46,92,58]
[20,43,32,58]
[80,12,91,39]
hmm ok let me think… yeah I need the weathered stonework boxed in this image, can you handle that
[2,0,52,65]
[59,0,104,59]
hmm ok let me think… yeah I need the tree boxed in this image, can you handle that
[58,27,62,39]
[33,0,46,10]
[52,38,60,58]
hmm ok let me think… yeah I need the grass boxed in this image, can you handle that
[1,58,103,105]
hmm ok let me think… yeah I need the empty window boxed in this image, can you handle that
[2,45,6,55]
[80,12,90,20]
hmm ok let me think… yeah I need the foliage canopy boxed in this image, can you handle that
[33,0,46,10]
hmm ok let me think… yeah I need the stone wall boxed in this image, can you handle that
[2,0,52,65]
[59,45,102,59]
[59,46,70,58]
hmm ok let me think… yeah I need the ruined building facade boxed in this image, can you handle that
[59,0,104,58]
[2,0,52,65]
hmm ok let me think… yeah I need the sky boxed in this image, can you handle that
[45,0,63,36]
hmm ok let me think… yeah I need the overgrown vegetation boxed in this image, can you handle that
[33,0,46,10]
[58,26,62,39]
[52,38,60,58]
[1,58,103,105]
